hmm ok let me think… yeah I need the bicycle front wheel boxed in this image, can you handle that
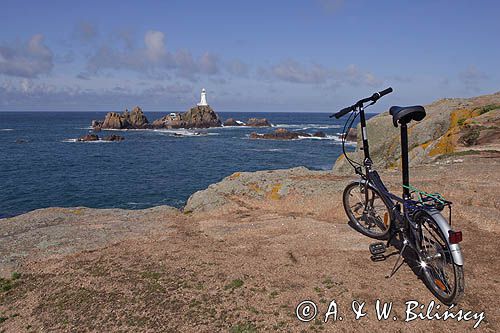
[342,181,391,240]
[414,211,464,305]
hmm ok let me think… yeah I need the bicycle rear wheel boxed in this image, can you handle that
[342,181,391,240]
[414,211,464,305]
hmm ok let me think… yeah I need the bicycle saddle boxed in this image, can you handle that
[389,105,426,127]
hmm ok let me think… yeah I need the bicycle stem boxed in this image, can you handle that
[359,106,372,164]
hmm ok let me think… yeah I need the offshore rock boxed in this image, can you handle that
[95,106,149,130]
[182,105,221,129]
[223,118,244,126]
[78,133,99,142]
[246,118,271,127]
[103,134,125,142]
[250,128,318,140]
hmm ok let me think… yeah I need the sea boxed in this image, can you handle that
[0,111,369,218]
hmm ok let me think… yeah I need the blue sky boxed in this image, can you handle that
[0,0,499,112]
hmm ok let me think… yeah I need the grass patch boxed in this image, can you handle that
[0,272,21,292]
[457,118,466,126]
[0,316,8,324]
[269,290,279,299]
[476,104,500,115]
[322,277,338,290]
[224,279,244,291]
[230,322,257,333]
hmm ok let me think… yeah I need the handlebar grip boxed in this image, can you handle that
[333,106,353,119]
[371,87,393,102]
[378,87,393,97]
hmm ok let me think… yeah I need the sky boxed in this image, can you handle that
[0,0,499,112]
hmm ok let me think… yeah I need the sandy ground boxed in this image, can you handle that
[0,152,499,332]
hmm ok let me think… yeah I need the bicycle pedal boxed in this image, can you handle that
[371,254,386,262]
[369,242,386,256]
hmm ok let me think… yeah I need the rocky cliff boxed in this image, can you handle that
[181,105,221,128]
[333,91,500,174]
[93,106,149,130]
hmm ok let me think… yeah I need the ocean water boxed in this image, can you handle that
[0,111,365,218]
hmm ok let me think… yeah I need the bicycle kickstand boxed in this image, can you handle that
[385,239,408,278]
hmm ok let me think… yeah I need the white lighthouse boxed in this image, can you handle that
[197,88,208,106]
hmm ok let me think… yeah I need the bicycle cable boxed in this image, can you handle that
[341,108,362,169]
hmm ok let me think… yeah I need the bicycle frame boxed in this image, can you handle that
[351,105,464,266]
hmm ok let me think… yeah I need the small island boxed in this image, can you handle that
[91,89,273,131]
[250,128,326,140]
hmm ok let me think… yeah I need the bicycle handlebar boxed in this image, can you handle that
[330,87,393,119]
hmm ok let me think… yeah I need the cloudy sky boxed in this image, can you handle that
[0,0,499,112]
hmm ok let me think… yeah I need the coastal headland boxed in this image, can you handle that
[1,92,499,332]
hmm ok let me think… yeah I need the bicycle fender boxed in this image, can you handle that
[426,209,464,266]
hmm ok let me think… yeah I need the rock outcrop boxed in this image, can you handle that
[223,118,244,126]
[128,106,149,127]
[333,91,500,174]
[182,105,221,128]
[94,106,149,130]
[93,106,223,130]
[91,120,103,131]
[103,134,125,141]
[342,128,357,142]
[151,113,183,128]
[77,134,124,142]
[313,131,326,138]
[151,106,221,129]
[250,128,325,140]
[78,133,99,142]
[246,118,271,127]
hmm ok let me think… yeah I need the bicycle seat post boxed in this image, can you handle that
[400,123,410,200]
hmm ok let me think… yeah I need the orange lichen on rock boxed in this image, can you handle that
[247,183,263,194]
[428,109,475,156]
[267,183,282,200]
[450,108,474,127]
[229,172,241,180]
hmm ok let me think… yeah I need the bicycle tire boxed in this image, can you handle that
[414,210,464,305]
[342,181,391,240]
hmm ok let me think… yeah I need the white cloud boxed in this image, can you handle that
[273,60,330,84]
[0,34,54,78]
[144,30,167,61]
[86,30,219,79]
[257,60,381,87]
[343,64,381,87]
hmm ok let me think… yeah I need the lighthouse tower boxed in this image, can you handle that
[197,88,208,106]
